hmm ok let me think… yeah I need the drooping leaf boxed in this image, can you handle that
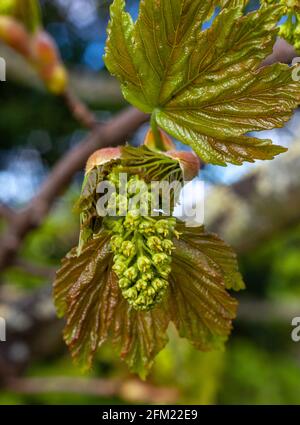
[112,297,170,379]
[177,224,245,291]
[105,0,300,165]
[54,230,115,369]
[169,224,242,350]
[54,229,171,377]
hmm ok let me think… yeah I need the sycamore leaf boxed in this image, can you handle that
[112,297,170,379]
[105,0,300,165]
[54,230,115,369]
[54,230,171,377]
[177,224,245,291]
[169,224,243,350]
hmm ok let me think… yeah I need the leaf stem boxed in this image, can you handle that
[150,113,166,152]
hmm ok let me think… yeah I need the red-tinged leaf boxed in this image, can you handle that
[54,229,171,377]
[177,224,245,291]
[54,230,116,369]
[169,224,242,350]
[111,298,170,379]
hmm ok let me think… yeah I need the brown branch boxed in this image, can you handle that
[13,259,56,280]
[261,38,297,67]
[0,107,148,272]
[6,377,179,404]
[62,90,98,129]
[0,203,15,223]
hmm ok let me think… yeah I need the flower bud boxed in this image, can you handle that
[0,16,30,56]
[31,30,59,66]
[121,241,136,257]
[113,254,127,263]
[161,239,174,254]
[135,279,148,291]
[110,235,123,252]
[137,255,151,272]
[152,253,169,266]
[123,287,138,301]
[112,261,127,277]
[119,278,131,290]
[124,265,138,281]
[157,264,172,279]
[139,220,155,235]
[152,278,168,291]
[147,236,163,252]
[44,64,68,94]
[155,219,171,237]
[124,209,141,228]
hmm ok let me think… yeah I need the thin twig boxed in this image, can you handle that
[62,90,98,129]
[6,377,179,404]
[0,203,15,223]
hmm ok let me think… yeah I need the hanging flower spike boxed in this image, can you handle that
[54,142,244,378]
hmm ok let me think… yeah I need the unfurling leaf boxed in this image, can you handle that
[54,221,243,377]
[54,145,244,377]
[104,0,300,165]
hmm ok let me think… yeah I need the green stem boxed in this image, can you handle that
[150,112,166,152]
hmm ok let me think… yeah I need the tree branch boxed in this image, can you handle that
[62,90,98,129]
[261,38,297,67]
[6,377,179,404]
[0,107,148,272]
[0,203,15,223]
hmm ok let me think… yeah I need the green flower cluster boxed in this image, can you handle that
[262,0,300,50]
[103,168,179,311]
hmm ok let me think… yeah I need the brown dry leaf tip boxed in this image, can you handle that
[85,147,122,174]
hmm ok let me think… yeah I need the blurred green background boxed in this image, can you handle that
[0,0,300,405]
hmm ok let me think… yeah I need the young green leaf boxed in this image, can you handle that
[105,0,300,165]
